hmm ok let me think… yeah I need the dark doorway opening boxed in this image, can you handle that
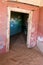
[10,11,29,49]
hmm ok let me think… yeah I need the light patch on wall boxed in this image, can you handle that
[31,26,35,33]
[0,43,4,49]
[38,36,43,41]
[37,36,43,53]
[9,0,17,1]
[30,40,36,47]
[2,0,7,2]
[0,36,5,49]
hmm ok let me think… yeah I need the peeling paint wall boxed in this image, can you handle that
[38,7,43,36]
[0,1,39,53]
[30,10,39,47]
[37,7,43,52]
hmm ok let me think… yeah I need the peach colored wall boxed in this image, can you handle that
[37,7,43,52]
[0,1,39,53]
[38,7,43,36]
[0,2,7,53]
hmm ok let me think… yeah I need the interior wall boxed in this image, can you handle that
[37,7,43,52]
[38,7,43,36]
[0,1,39,53]
[0,2,7,53]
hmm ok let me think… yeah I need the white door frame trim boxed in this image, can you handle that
[6,7,33,52]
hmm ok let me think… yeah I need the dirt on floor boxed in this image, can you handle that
[0,33,43,65]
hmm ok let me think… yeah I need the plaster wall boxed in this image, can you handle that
[0,1,39,53]
[37,7,43,52]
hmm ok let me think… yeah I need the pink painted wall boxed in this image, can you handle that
[37,7,43,52]
[0,1,39,53]
[38,7,43,36]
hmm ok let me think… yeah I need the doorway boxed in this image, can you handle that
[6,7,33,52]
[10,11,29,49]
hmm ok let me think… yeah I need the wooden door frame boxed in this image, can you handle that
[6,7,33,52]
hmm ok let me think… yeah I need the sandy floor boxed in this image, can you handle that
[0,34,43,65]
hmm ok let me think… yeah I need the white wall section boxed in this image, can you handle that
[9,0,43,6]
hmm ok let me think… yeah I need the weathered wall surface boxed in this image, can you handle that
[0,1,39,53]
[0,1,7,53]
[37,7,43,52]
[38,7,43,36]
[8,0,40,6]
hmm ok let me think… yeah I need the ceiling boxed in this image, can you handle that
[40,0,43,6]
[9,0,43,6]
